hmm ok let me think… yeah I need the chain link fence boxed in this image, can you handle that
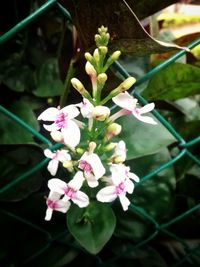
[0,0,200,266]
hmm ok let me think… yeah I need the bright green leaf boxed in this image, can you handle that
[116,115,176,159]
[142,63,200,101]
[33,58,63,97]
[67,201,116,254]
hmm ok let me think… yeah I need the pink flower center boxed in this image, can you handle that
[116,182,125,195]
[55,112,67,129]
[47,199,59,209]
[134,108,140,115]
[79,160,93,174]
[64,186,76,199]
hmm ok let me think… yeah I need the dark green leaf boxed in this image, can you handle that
[0,144,45,201]
[116,114,176,159]
[115,148,176,241]
[0,99,39,144]
[33,58,63,97]
[142,63,200,101]
[67,201,116,254]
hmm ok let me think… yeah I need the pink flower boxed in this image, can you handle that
[112,92,157,125]
[48,171,89,208]
[96,164,139,211]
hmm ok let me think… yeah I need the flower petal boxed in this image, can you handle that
[38,107,59,121]
[43,123,59,132]
[68,171,85,190]
[124,179,134,194]
[86,154,105,179]
[112,92,138,111]
[57,150,71,162]
[84,173,99,188]
[61,105,80,119]
[45,208,53,221]
[47,159,59,176]
[44,149,55,159]
[119,194,130,211]
[62,120,80,148]
[72,191,89,208]
[139,103,155,114]
[96,186,117,203]
[48,178,67,194]
[132,112,157,125]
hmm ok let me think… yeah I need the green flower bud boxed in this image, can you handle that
[93,48,100,62]
[85,52,93,62]
[71,78,92,100]
[92,105,110,121]
[106,123,122,140]
[98,46,108,55]
[97,73,107,85]
[104,142,116,152]
[111,51,121,61]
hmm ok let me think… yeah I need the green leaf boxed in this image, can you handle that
[115,148,176,241]
[33,58,63,97]
[142,63,200,101]
[116,114,176,159]
[0,144,45,201]
[67,201,116,254]
[0,99,39,144]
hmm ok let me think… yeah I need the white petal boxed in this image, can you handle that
[96,186,117,203]
[62,120,80,147]
[110,164,126,185]
[50,131,64,142]
[139,103,155,114]
[125,179,134,194]
[48,178,66,194]
[47,159,59,176]
[61,105,80,119]
[80,98,94,118]
[68,171,84,190]
[57,150,71,162]
[119,194,130,211]
[112,92,138,111]
[55,199,71,213]
[48,191,62,200]
[38,107,59,121]
[85,173,99,188]
[86,154,105,179]
[45,208,53,221]
[72,191,89,208]
[43,123,59,132]
[128,172,140,183]
[44,149,55,159]
[132,112,157,125]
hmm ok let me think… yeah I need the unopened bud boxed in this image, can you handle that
[71,78,92,100]
[89,142,96,154]
[111,51,121,61]
[112,155,124,164]
[104,142,116,151]
[93,48,100,62]
[109,77,136,98]
[97,73,107,84]
[85,61,97,78]
[92,106,110,121]
[85,52,93,62]
[98,46,108,55]
[106,123,122,140]
[63,160,74,172]
[76,148,84,155]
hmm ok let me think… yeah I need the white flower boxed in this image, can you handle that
[79,152,105,188]
[96,164,139,211]
[92,106,110,121]
[37,105,81,147]
[44,149,71,176]
[45,191,70,221]
[48,171,89,208]
[112,92,157,125]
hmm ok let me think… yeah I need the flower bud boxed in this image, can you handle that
[93,48,100,62]
[112,155,124,164]
[63,160,74,172]
[92,106,110,121]
[98,46,108,55]
[85,52,93,62]
[104,142,116,152]
[76,147,84,155]
[108,77,136,99]
[111,51,121,61]
[106,123,122,140]
[97,73,107,85]
[85,61,97,78]
[71,78,92,100]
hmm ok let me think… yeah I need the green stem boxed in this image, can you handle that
[59,59,76,108]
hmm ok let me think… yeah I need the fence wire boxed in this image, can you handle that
[0,1,200,266]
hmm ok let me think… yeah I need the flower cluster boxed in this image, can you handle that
[38,26,157,221]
